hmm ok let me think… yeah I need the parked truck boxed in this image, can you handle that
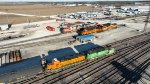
[46,26,55,31]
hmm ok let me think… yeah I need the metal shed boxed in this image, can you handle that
[76,34,95,43]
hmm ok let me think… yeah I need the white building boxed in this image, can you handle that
[0,24,9,31]
[85,4,92,6]
[121,6,149,12]
[65,4,76,7]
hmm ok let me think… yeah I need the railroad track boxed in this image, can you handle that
[13,38,150,84]
[14,53,114,84]
[108,32,150,46]
[0,33,61,46]
[50,39,150,84]
[0,30,150,52]
[0,33,74,50]
[0,32,80,50]
[13,44,131,83]
[114,58,150,84]
[92,47,150,84]
[69,40,150,83]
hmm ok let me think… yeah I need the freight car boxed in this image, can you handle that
[0,56,42,83]
[46,46,115,70]
[80,23,118,35]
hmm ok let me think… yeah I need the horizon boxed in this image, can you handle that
[0,0,149,2]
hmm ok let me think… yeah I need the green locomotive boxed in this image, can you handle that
[86,47,115,59]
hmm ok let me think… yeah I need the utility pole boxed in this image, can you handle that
[143,5,150,32]
[7,14,9,23]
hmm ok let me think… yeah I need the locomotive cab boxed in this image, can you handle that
[47,58,62,70]
[52,58,60,64]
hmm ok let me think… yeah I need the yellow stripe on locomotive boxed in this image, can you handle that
[47,55,86,70]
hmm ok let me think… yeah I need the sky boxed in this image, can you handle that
[0,0,149,2]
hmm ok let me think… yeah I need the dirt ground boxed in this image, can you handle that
[0,4,94,24]
[0,14,50,24]
[0,4,94,15]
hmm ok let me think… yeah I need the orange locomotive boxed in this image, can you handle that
[80,23,117,35]
[80,26,97,35]
[47,55,85,70]
[81,29,98,35]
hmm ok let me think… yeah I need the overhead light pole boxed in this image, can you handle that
[143,5,150,33]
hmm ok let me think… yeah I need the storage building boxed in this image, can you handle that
[0,24,9,31]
